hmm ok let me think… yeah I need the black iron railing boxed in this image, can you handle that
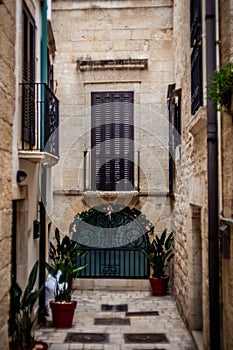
[190,0,203,115]
[21,82,59,157]
[83,150,140,192]
[77,245,149,279]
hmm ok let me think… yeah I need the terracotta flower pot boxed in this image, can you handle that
[50,300,77,328]
[149,276,169,296]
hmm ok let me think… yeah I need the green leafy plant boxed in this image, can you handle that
[8,261,44,349]
[207,62,233,113]
[44,229,87,302]
[142,229,174,278]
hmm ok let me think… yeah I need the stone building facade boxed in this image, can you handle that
[51,0,233,349]
[0,0,59,348]
[0,0,231,349]
[172,1,233,350]
[0,0,15,347]
[172,0,209,347]
[218,1,233,349]
[51,0,174,239]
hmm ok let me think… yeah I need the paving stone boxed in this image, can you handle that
[94,318,130,325]
[34,290,197,350]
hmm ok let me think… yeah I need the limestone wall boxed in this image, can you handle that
[51,0,174,236]
[0,0,15,347]
[172,1,210,348]
[219,1,233,349]
[173,1,233,349]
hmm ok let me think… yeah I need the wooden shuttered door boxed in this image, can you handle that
[91,91,134,191]
[22,4,36,146]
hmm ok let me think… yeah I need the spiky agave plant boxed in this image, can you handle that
[143,229,174,278]
[44,229,87,302]
[9,261,44,349]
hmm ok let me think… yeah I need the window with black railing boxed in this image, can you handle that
[21,83,59,157]
[21,3,59,158]
[190,0,203,115]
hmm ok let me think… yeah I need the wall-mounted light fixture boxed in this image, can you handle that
[33,220,40,239]
[17,170,27,184]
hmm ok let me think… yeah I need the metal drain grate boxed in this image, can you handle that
[126,311,159,317]
[124,333,169,344]
[101,304,128,312]
[65,332,109,343]
[94,317,130,325]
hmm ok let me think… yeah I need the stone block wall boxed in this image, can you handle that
[0,0,15,347]
[221,109,233,350]
[51,0,174,236]
[220,1,233,349]
[172,1,209,348]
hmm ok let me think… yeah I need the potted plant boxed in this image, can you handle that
[207,61,233,114]
[142,229,174,296]
[8,261,48,350]
[44,229,87,328]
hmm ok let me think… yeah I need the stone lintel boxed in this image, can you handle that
[77,58,148,71]
[53,0,173,11]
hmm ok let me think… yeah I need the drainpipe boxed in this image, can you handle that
[205,0,221,349]
[39,164,47,324]
[167,84,176,195]
[39,0,48,324]
[215,0,223,219]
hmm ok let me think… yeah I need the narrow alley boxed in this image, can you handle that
[35,290,197,350]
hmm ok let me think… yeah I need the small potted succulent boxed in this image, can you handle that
[44,229,87,328]
[142,229,174,296]
[8,261,48,350]
[207,61,233,115]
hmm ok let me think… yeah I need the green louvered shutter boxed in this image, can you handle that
[22,4,36,146]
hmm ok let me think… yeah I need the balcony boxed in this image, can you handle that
[83,149,141,193]
[18,83,59,166]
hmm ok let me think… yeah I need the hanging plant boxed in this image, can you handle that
[207,62,233,114]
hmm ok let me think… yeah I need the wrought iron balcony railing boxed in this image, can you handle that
[21,82,59,158]
[83,150,141,192]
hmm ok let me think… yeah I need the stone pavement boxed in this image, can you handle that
[35,290,198,350]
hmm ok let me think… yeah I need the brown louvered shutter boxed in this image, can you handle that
[91,92,134,191]
[22,4,36,146]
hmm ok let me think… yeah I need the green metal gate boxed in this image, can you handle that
[70,205,152,279]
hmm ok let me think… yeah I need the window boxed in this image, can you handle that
[22,3,36,146]
[167,85,182,194]
[172,89,182,148]
[190,0,203,115]
[91,91,134,191]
